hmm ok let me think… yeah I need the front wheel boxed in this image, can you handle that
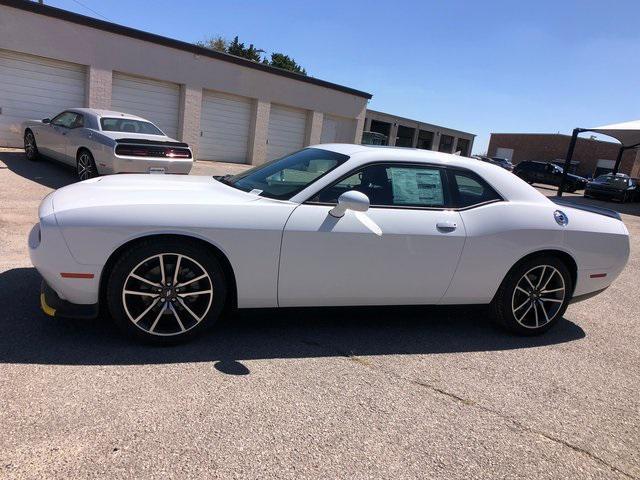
[24,130,39,161]
[492,256,572,335]
[106,238,227,345]
[77,150,98,181]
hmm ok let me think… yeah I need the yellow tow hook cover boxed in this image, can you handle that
[40,293,56,317]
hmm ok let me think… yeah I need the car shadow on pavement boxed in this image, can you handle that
[0,151,76,189]
[0,268,586,373]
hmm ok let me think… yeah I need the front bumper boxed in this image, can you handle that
[40,280,99,319]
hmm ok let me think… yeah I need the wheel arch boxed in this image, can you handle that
[76,146,92,159]
[99,233,238,314]
[495,249,578,301]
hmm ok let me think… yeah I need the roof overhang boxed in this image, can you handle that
[588,120,640,148]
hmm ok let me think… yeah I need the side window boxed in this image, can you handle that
[449,170,502,208]
[51,111,77,128]
[70,114,84,129]
[313,164,446,208]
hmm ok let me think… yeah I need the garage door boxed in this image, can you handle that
[112,73,179,139]
[199,91,252,163]
[0,49,85,147]
[267,104,307,161]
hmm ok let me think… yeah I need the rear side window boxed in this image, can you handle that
[449,170,502,208]
[100,118,164,135]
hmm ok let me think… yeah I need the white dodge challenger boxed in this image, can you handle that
[29,145,629,344]
[23,108,193,180]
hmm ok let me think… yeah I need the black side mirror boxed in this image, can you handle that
[42,118,51,124]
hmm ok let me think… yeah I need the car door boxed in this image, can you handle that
[277,163,466,307]
[34,112,64,157]
[47,111,78,163]
[62,113,86,164]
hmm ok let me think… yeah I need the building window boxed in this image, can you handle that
[369,120,392,145]
[395,125,415,147]
[439,134,454,153]
[417,130,434,150]
[456,138,470,157]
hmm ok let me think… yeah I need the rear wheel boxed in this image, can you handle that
[24,130,39,161]
[77,150,98,181]
[492,256,572,335]
[106,238,227,345]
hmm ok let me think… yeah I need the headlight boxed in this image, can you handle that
[28,222,41,249]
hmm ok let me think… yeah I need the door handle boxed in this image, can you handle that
[436,221,457,231]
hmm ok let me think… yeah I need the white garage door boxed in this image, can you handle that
[0,49,85,147]
[112,73,180,139]
[267,104,307,161]
[199,91,252,163]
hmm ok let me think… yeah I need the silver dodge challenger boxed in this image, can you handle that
[23,108,193,180]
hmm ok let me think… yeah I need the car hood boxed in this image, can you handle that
[49,174,260,215]
[566,172,587,181]
[587,182,626,191]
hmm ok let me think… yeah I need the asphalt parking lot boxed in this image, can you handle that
[1,149,638,479]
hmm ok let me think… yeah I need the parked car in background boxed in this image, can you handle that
[584,173,638,202]
[30,145,629,344]
[473,155,514,171]
[513,160,587,192]
[23,108,193,181]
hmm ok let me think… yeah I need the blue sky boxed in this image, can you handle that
[47,0,640,153]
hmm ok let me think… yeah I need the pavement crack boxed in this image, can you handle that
[301,338,636,480]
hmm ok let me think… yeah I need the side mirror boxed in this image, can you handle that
[329,190,370,218]
[42,118,51,124]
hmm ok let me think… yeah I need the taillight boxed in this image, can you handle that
[165,148,191,158]
[115,145,191,158]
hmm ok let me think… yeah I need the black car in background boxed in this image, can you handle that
[473,155,514,171]
[513,161,588,192]
[584,174,638,202]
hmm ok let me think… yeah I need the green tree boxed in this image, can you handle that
[195,35,227,52]
[195,35,308,75]
[265,53,307,75]
[226,36,263,62]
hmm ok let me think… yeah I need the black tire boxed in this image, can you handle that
[76,149,99,181]
[24,130,39,161]
[106,238,227,345]
[491,255,573,335]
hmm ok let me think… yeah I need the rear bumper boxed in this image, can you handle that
[111,156,193,174]
[40,280,99,319]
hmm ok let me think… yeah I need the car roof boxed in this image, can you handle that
[314,143,522,171]
[67,108,149,121]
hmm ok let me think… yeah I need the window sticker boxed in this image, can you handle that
[390,168,443,205]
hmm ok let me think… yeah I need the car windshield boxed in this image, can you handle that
[100,118,164,135]
[596,175,629,186]
[222,148,349,200]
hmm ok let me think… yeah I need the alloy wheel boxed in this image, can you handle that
[24,132,36,159]
[122,253,214,336]
[511,265,566,329]
[77,152,95,180]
